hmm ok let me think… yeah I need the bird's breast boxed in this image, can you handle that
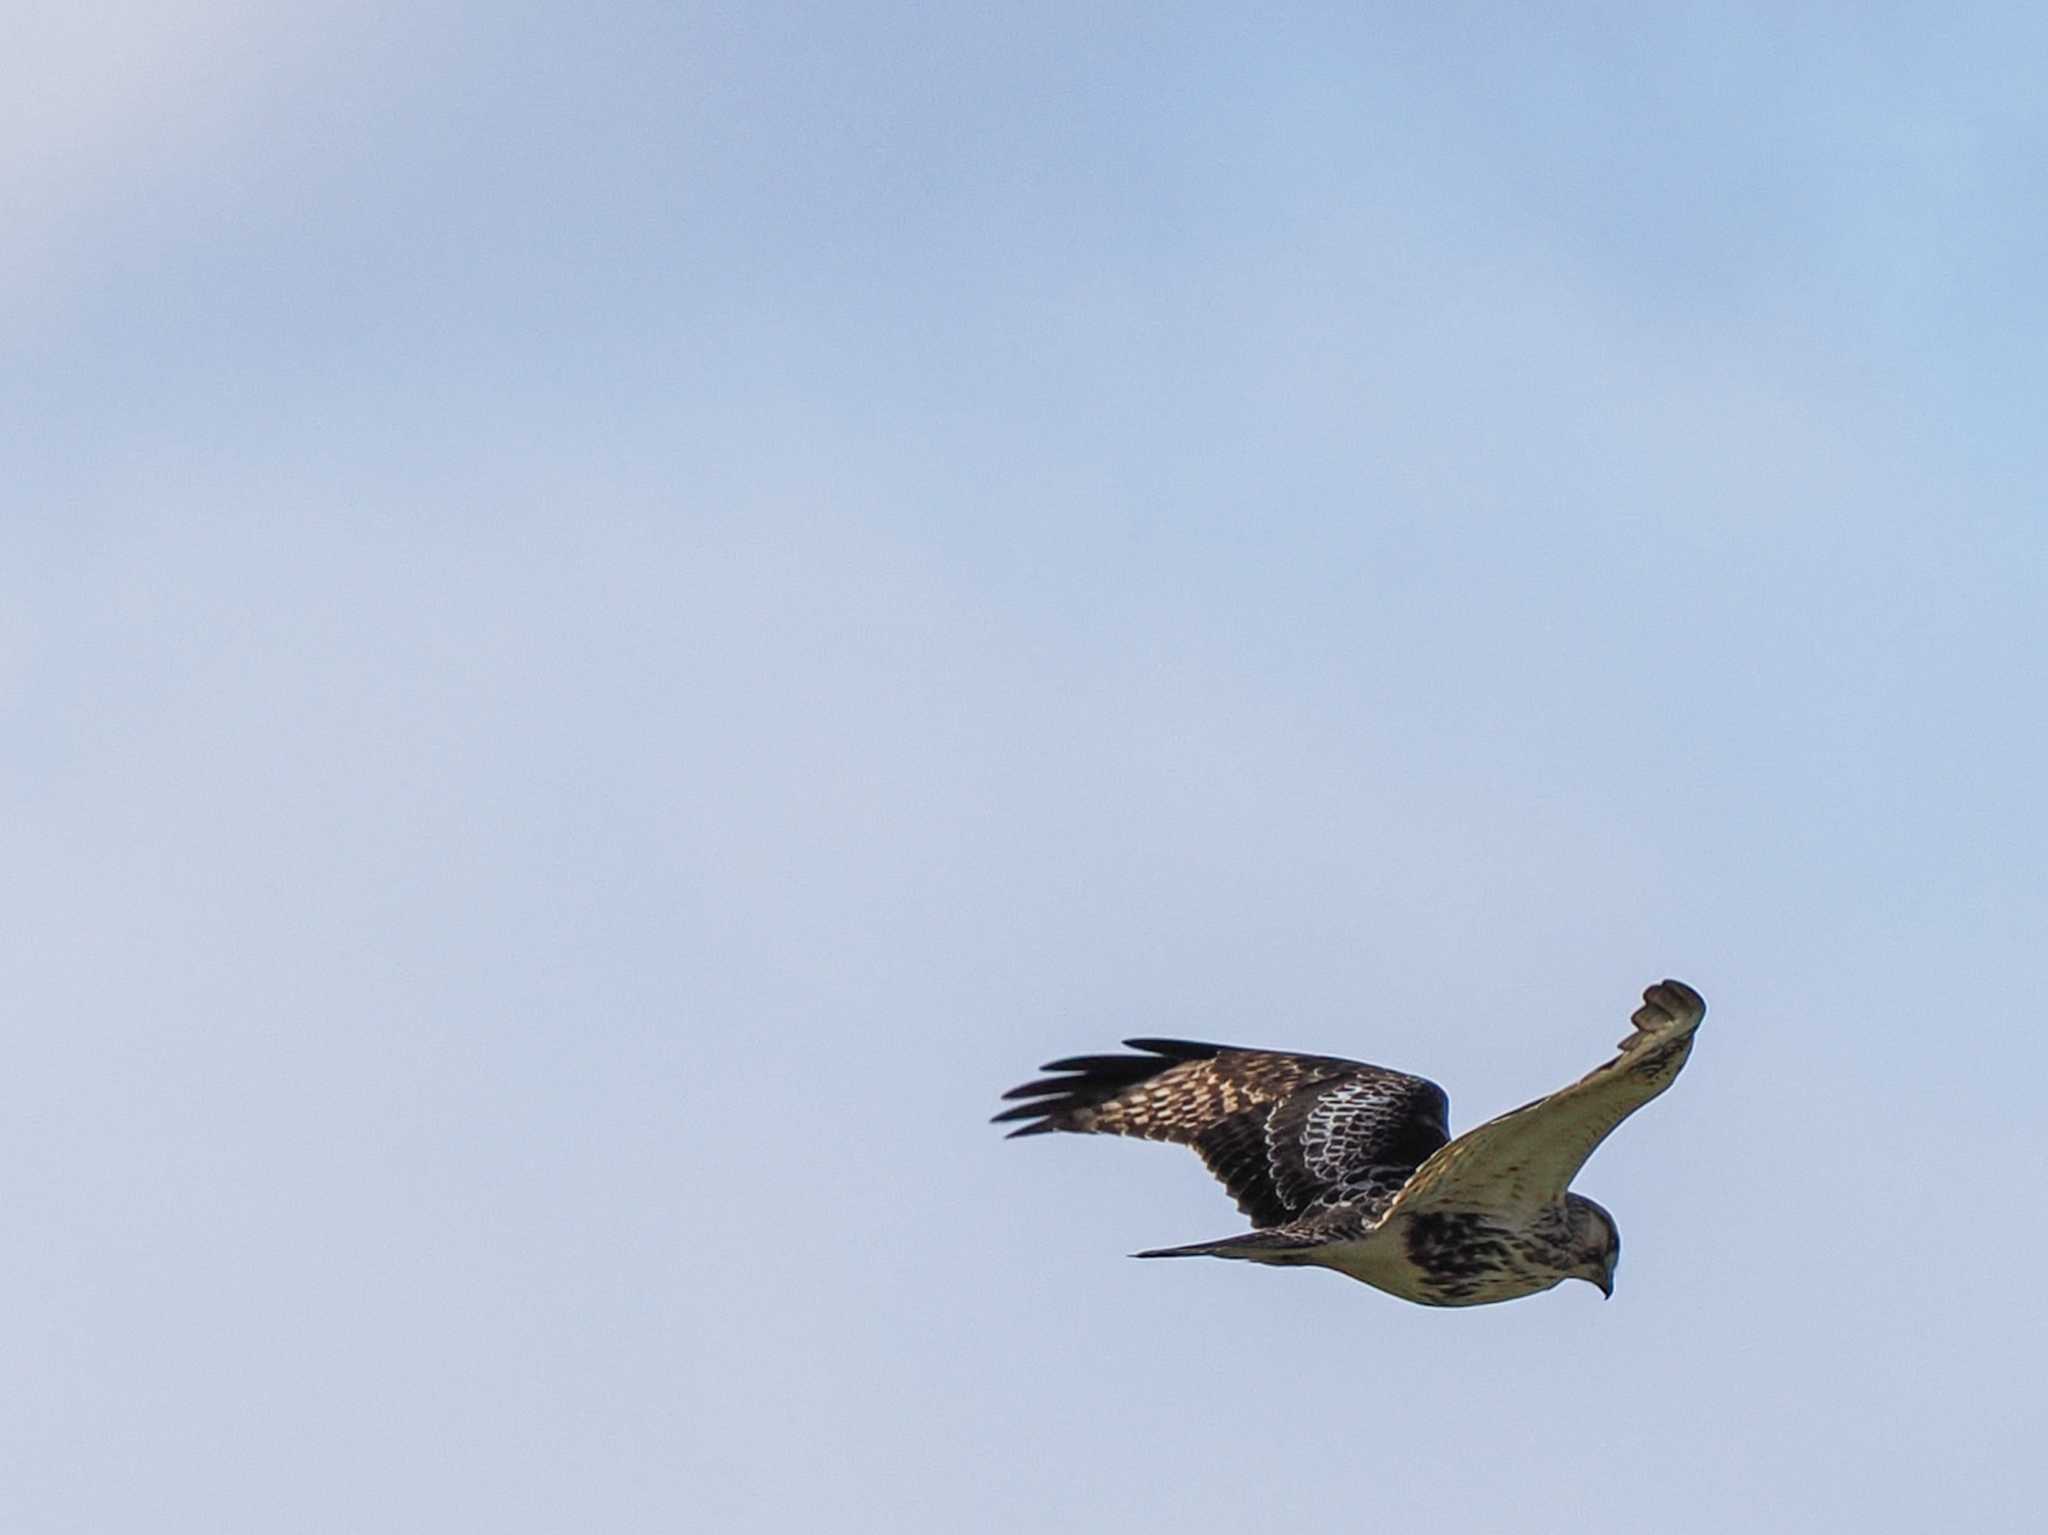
[1312,1211,1568,1307]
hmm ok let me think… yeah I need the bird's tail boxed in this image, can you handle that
[1131,1230,1322,1265]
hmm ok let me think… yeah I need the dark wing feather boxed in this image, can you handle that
[995,1038,1449,1228]
[1264,1073,1451,1214]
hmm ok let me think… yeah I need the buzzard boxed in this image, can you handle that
[994,979,1704,1306]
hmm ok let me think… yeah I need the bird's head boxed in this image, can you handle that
[1564,1193,1620,1299]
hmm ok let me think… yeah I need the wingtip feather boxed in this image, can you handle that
[999,1077,1077,1101]
[1119,1037,1231,1059]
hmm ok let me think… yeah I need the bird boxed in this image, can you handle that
[993,978,1704,1306]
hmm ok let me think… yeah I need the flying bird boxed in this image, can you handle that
[994,978,1704,1306]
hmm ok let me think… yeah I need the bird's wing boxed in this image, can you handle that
[994,1038,1450,1228]
[1385,979,1705,1223]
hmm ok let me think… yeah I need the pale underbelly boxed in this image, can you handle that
[1306,1228,1567,1308]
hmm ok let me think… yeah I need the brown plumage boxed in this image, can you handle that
[995,979,1706,1307]
[995,1041,1448,1228]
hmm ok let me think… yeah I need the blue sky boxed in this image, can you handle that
[6,5,2045,1531]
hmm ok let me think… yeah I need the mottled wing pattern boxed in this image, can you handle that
[1386,979,1705,1222]
[1262,1073,1453,1215]
[994,1039,1450,1228]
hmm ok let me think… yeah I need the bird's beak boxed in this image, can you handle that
[1598,1275,1613,1300]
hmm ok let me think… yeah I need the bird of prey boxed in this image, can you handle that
[994,979,1704,1306]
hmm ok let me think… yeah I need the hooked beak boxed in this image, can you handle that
[1598,1274,1613,1300]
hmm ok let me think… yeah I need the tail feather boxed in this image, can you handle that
[1131,1230,1321,1264]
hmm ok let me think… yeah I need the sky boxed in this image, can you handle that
[5,4,2046,1531]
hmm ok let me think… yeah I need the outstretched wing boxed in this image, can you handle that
[994,1038,1450,1228]
[1386,979,1705,1222]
